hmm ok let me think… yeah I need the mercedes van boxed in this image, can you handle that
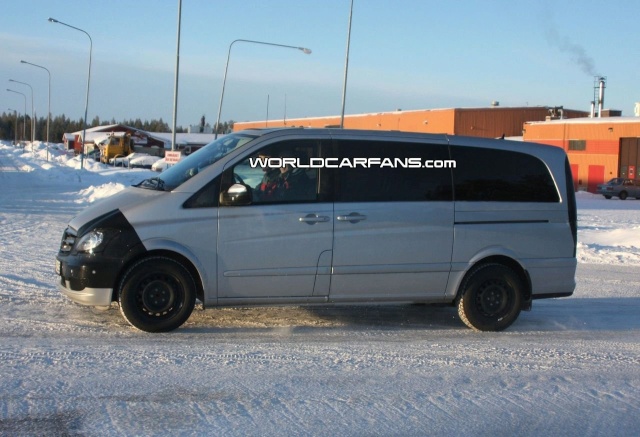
[55,128,577,332]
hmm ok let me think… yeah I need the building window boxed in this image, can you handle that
[568,140,586,151]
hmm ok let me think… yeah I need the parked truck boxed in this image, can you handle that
[99,133,134,164]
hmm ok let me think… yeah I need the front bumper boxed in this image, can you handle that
[56,256,120,307]
[55,210,145,307]
[57,279,113,307]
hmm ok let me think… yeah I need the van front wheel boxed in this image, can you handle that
[119,257,196,332]
[457,263,523,332]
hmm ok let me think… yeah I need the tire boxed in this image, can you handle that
[457,263,523,332]
[618,191,628,200]
[118,256,196,332]
[604,195,612,199]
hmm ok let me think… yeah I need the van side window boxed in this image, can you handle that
[451,146,559,202]
[232,140,321,204]
[335,140,452,202]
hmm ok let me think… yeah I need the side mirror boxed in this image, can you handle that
[220,183,252,206]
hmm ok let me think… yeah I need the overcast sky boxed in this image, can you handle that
[1,0,639,128]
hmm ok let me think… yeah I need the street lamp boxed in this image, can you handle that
[340,0,354,129]
[7,89,26,142]
[49,17,92,169]
[9,79,34,142]
[21,60,51,160]
[214,39,312,139]
[171,0,182,152]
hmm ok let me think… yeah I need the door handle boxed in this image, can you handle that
[299,214,330,224]
[336,212,367,223]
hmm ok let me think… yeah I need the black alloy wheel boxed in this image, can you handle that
[119,256,196,332]
[457,263,524,331]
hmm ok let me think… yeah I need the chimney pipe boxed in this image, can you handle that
[598,77,605,118]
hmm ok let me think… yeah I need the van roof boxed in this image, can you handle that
[233,128,564,158]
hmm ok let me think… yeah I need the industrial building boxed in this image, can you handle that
[234,88,640,192]
[233,106,588,139]
[524,116,640,192]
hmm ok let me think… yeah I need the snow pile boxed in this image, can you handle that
[575,191,640,265]
[77,182,128,203]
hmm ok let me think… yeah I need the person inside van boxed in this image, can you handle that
[254,152,280,201]
[255,153,280,193]
[272,151,313,201]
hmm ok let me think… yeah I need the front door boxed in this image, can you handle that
[217,139,333,299]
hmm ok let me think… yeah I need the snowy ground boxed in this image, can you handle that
[1,141,639,436]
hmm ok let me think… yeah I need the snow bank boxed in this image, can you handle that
[77,182,128,203]
[575,191,640,265]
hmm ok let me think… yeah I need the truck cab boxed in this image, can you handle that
[100,133,133,164]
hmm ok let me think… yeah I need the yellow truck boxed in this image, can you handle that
[99,133,134,164]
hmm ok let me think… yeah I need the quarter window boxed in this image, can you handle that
[451,146,559,202]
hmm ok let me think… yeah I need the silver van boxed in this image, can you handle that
[55,129,577,332]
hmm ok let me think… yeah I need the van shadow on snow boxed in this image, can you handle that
[92,296,640,334]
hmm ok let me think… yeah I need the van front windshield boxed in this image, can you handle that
[135,133,257,191]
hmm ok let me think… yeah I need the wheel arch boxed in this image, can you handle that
[454,255,532,307]
[113,249,205,305]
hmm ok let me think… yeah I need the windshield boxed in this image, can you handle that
[136,133,257,191]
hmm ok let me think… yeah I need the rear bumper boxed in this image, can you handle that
[526,257,576,298]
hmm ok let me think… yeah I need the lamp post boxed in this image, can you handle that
[9,79,34,142]
[340,0,354,129]
[214,39,312,139]
[21,60,51,160]
[171,0,182,152]
[8,108,18,145]
[49,17,92,169]
[7,89,26,142]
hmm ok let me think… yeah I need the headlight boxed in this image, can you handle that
[76,230,104,253]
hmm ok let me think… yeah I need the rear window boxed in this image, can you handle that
[451,146,559,202]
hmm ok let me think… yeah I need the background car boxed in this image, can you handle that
[129,155,162,169]
[596,178,640,200]
[109,152,149,167]
[151,157,168,172]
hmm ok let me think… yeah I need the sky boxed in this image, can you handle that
[1,0,639,130]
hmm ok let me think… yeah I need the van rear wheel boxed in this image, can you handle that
[457,263,523,331]
[119,257,196,332]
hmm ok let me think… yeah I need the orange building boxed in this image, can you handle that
[234,106,587,139]
[234,106,640,193]
[523,117,640,192]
